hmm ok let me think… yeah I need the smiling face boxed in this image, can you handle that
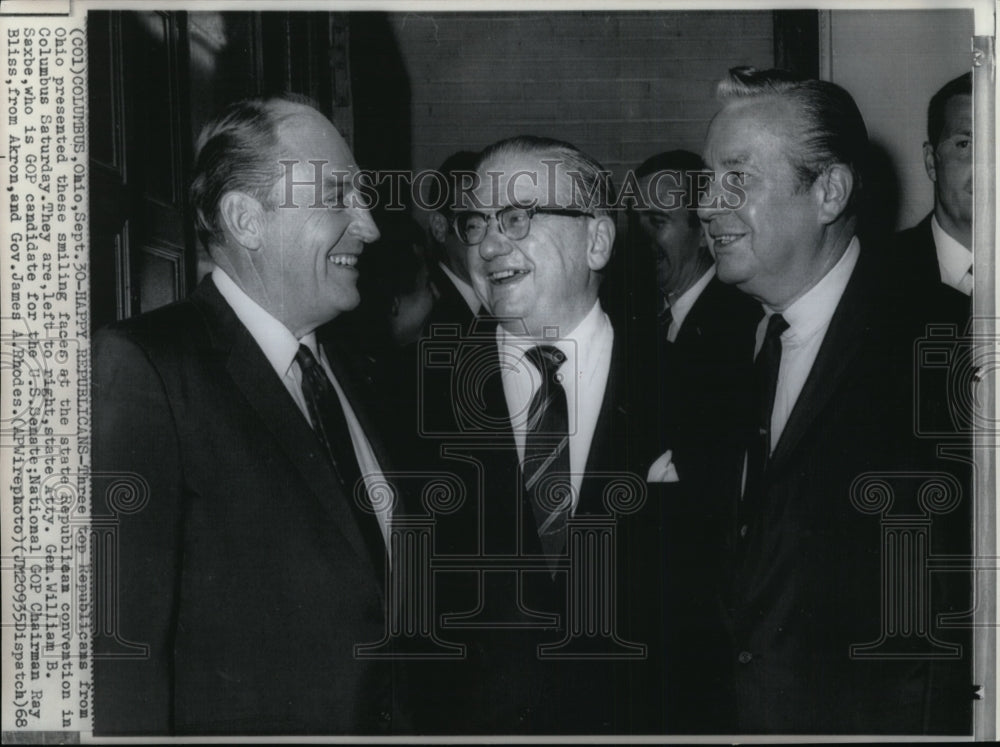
[255,104,380,336]
[698,97,830,308]
[467,149,613,338]
[925,93,972,243]
[637,173,707,298]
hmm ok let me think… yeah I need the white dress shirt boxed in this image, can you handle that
[439,261,482,314]
[498,300,614,512]
[666,265,716,343]
[931,215,973,296]
[756,236,860,451]
[212,267,393,544]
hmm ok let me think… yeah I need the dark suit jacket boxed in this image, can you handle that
[424,261,478,335]
[645,276,763,730]
[92,277,404,736]
[676,247,972,734]
[893,213,946,292]
[674,275,758,349]
[657,275,762,470]
[405,312,668,735]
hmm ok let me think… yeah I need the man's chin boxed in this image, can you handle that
[713,261,745,287]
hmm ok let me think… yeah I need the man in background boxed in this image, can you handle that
[634,149,716,345]
[894,72,973,295]
[423,149,483,331]
[630,149,759,471]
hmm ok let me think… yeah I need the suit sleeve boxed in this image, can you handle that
[92,327,183,735]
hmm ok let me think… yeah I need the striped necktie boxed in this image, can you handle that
[522,345,572,561]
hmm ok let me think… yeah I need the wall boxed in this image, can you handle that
[381,11,774,189]
[827,9,975,231]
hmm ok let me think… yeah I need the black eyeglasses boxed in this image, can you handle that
[452,205,595,245]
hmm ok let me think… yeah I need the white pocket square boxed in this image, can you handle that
[646,449,679,483]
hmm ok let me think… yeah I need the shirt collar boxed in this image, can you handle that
[931,214,973,286]
[212,266,303,378]
[438,261,482,314]
[667,265,716,331]
[498,299,609,378]
[766,236,860,346]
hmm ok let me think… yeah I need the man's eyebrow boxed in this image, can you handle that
[719,155,750,168]
[324,176,347,193]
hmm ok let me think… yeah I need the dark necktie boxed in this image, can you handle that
[522,345,572,560]
[658,301,674,344]
[295,344,386,581]
[744,313,789,502]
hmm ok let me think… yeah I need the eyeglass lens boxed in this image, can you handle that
[457,207,532,244]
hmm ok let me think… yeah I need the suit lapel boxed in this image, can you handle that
[192,278,383,583]
[675,277,718,348]
[914,214,942,287]
[768,251,877,470]
[475,336,533,555]
[428,262,477,330]
[578,333,632,515]
[321,335,395,478]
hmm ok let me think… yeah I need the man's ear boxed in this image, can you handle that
[219,191,266,251]
[923,141,938,183]
[586,215,616,271]
[428,211,450,244]
[814,163,853,225]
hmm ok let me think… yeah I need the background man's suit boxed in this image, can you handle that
[892,213,949,292]
[408,317,667,734]
[93,277,404,735]
[425,261,478,333]
[649,276,762,730]
[656,275,762,466]
[674,247,971,734]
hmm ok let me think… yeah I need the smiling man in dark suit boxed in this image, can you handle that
[411,136,665,734]
[92,95,402,735]
[634,149,720,346]
[630,149,760,472]
[692,67,971,735]
[894,72,973,296]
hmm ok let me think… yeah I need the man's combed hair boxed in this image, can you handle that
[635,149,705,181]
[634,149,706,226]
[476,135,614,216]
[927,72,972,147]
[426,150,480,218]
[189,93,321,252]
[717,66,869,209]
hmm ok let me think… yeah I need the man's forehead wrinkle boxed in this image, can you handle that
[274,110,355,168]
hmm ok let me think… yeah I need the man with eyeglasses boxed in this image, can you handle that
[411,136,666,734]
[894,72,973,296]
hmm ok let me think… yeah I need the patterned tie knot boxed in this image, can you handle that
[525,345,566,383]
[295,344,320,374]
